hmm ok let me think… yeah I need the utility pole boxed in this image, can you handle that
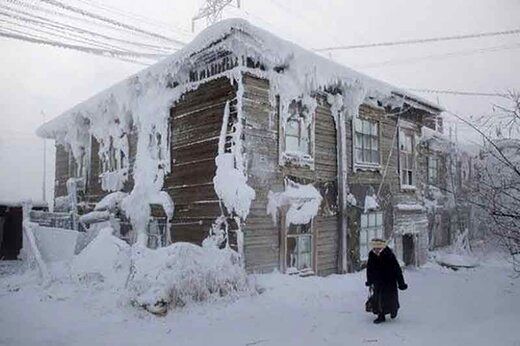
[41,111,47,203]
[192,0,241,32]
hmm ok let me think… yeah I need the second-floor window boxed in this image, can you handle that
[285,115,311,156]
[280,100,314,166]
[400,130,415,187]
[354,118,380,166]
[428,156,438,185]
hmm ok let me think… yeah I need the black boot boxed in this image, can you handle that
[390,311,397,319]
[373,314,386,324]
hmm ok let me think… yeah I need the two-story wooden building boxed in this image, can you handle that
[37,19,445,275]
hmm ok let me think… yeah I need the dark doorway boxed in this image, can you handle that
[0,206,23,260]
[402,234,415,266]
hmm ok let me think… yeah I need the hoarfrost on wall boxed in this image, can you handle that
[267,179,322,227]
[37,19,441,246]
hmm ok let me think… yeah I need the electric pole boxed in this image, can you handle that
[192,0,241,32]
[41,110,47,203]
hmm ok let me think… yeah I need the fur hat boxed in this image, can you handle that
[370,238,386,249]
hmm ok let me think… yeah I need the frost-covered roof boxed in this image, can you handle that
[37,18,442,139]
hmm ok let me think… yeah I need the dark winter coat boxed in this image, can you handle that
[366,247,407,315]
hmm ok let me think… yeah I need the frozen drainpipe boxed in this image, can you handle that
[330,94,349,274]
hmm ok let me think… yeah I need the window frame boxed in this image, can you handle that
[353,117,381,170]
[359,211,384,261]
[280,218,316,275]
[399,128,415,189]
[279,100,315,168]
[427,155,438,185]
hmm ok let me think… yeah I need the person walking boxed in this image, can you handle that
[365,238,408,324]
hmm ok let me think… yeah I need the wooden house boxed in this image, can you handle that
[37,19,446,275]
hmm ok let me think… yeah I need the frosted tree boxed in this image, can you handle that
[471,91,520,271]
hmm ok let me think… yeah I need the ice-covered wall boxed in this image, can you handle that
[37,19,442,247]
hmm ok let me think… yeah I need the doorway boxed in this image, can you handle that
[402,234,415,266]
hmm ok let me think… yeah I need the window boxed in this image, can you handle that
[281,100,314,166]
[359,211,384,260]
[354,118,380,166]
[286,222,313,272]
[428,156,438,185]
[399,131,414,187]
[285,116,311,156]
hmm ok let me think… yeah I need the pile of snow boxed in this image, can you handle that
[435,229,479,269]
[71,228,131,286]
[267,179,322,226]
[129,242,250,315]
[69,227,250,314]
[435,253,479,269]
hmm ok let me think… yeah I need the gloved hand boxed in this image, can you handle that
[365,281,371,287]
[398,283,408,290]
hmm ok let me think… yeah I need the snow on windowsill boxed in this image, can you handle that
[400,184,417,191]
[353,162,381,172]
[395,203,425,212]
[281,152,314,169]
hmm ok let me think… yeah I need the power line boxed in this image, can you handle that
[0,30,165,60]
[38,0,186,46]
[406,88,508,97]
[353,42,520,69]
[314,28,520,52]
[72,0,192,38]
[0,4,175,53]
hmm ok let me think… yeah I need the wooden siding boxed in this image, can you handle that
[166,77,236,245]
[241,74,339,276]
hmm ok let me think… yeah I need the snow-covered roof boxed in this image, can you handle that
[37,19,442,139]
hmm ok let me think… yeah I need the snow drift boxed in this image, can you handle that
[129,242,250,315]
[70,227,250,314]
[71,228,131,286]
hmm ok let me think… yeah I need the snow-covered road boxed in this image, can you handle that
[1,256,519,346]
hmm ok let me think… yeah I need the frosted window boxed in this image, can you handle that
[284,115,312,157]
[354,118,380,165]
[400,131,414,186]
[287,222,313,271]
[428,156,438,185]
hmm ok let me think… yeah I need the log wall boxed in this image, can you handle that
[241,74,339,276]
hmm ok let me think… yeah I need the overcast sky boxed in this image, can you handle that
[1,0,519,203]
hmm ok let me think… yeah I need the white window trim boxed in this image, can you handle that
[399,123,416,189]
[281,218,317,275]
[352,117,382,172]
[279,100,316,169]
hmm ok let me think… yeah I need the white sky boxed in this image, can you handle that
[1,0,519,203]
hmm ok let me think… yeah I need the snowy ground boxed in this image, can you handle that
[1,253,520,346]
